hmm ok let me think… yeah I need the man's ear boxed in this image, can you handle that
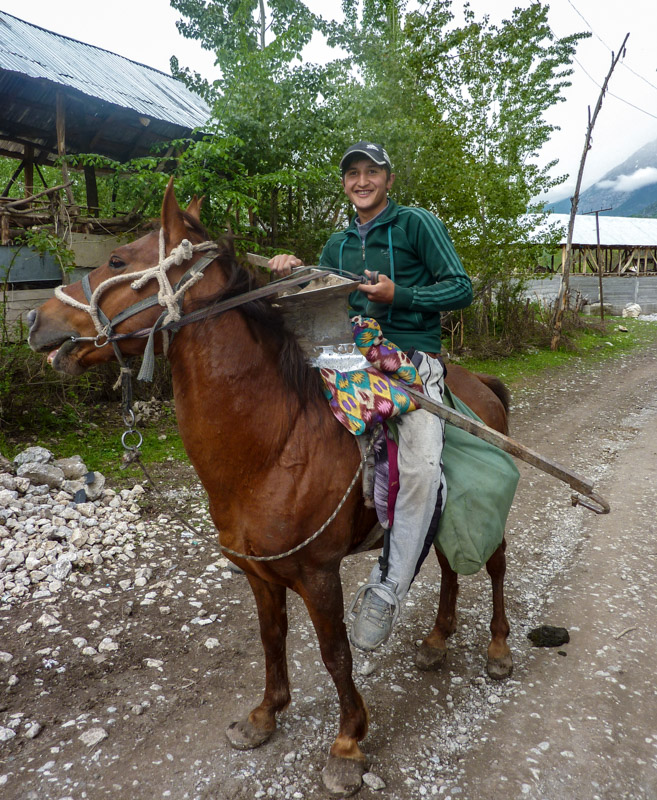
[387,172,396,190]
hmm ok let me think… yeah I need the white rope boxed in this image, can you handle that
[54,232,218,338]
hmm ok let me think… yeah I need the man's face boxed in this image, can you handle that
[342,158,395,223]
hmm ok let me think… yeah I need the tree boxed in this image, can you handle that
[165,0,585,302]
[168,0,352,260]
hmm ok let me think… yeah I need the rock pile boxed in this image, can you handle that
[0,446,147,605]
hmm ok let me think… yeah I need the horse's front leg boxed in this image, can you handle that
[299,570,369,797]
[485,539,513,680]
[415,547,459,670]
[226,572,291,749]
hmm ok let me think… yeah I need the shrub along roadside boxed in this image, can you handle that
[457,316,657,389]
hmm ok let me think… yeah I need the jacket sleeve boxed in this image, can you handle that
[391,208,473,313]
[319,239,337,269]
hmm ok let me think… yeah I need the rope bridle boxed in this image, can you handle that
[55,232,368,562]
[55,230,221,381]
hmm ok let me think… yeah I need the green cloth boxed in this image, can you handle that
[435,387,520,575]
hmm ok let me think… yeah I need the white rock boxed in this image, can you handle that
[54,456,87,480]
[24,722,42,739]
[16,463,65,489]
[144,658,163,669]
[13,446,53,467]
[98,637,118,653]
[85,473,106,501]
[0,726,16,742]
[70,531,89,549]
[363,772,386,790]
[622,303,641,318]
[79,727,108,747]
[37,613,59,628]
[204,638,220,649]
[0,651,12,663]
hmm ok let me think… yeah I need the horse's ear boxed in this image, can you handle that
[161,178,188,250]
[186,195,204,220]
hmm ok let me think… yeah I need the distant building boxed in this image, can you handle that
[540,214,657,274]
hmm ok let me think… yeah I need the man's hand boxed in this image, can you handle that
[358,270,395,304]
[268,254,303,277]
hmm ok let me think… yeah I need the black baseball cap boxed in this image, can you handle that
[339,141,392,173]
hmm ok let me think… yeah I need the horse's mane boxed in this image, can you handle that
[184,220,324,408]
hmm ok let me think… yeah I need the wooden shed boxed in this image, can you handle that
[0,10,210,241]
[546,213,657,275]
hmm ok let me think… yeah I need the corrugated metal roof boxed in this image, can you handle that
[0,11,210,129]
[545,213,657,247]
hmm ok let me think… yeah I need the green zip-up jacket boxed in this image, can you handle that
[319,200,472,353]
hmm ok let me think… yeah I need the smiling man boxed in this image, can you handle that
[269,140,473,651]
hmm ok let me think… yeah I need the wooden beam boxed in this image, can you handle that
[84,164,99,216]
[1,161,25,197]
[55,92,76,206]
[24,144,34,200]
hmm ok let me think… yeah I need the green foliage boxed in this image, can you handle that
[16,227,76,277]
[163,0,584,274]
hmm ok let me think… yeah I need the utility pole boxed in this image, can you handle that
[584,206,612,321]
[550,32,630,349]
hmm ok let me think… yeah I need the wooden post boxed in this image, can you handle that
[0,212,9,245]
[84,164,99,216]
[551,32,630,348]
[583,207,612,321]
[24,144,34,200]
[56,92,76,206]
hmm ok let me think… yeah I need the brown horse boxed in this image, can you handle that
[28,181,512,796]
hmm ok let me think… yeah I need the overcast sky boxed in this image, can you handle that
[2,0,657,203]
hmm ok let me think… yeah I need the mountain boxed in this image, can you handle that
[547,137,657,217]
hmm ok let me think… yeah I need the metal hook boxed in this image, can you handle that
[571,492,610,515]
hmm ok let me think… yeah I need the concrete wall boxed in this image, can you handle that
[70,232,129,270]
[524,276,657,315]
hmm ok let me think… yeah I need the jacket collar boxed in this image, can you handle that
[347,198,399,232]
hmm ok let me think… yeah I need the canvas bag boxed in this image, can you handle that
[435,387,520,575]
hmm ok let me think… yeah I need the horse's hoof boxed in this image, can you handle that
[487,654,513,681]
[225,718,273,750]
[415,642,448,671]
[322,755,365,796]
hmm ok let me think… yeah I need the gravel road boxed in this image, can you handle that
[1,343,656,800]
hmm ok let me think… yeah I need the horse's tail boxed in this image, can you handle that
[474,373,511,433]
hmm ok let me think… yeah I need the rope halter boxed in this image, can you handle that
[54,229,219,381]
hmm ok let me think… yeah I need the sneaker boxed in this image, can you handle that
[349,583,400,651]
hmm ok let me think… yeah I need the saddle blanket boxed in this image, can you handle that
[319,316,423,436]
[319,317,519,575]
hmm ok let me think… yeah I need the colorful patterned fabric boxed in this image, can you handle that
[320,316,423,435]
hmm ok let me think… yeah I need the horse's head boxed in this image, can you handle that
[28,180,216,375]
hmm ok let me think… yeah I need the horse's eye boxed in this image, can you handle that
[109,255,125,270]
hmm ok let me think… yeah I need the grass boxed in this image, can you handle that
[456,316,657,389]
[1,398,188,487]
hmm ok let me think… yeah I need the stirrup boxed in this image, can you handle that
[346,580,401,628]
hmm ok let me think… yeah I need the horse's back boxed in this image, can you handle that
[444,363,509,435]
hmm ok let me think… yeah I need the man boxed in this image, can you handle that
[269,141,472,651]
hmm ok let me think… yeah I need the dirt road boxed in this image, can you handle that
[1,344,656,799]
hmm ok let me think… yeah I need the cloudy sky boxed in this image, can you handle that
[2,0,657,202]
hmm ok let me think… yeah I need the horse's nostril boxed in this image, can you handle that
[27,309,37,328]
